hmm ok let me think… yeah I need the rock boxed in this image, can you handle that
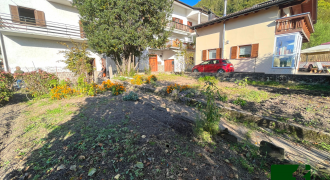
[225,159,230,163]
[220,133,238,143]
[259,141,284,159]
[141,135,146,138]
[57,164,66,171]
[78,155,85,160]
[114,174,120,179]
[70,165,77,171]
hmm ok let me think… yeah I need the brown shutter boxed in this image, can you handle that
[292,4,302,15]
[35,10,46,27]
[179,19,183,24]
[230,46,238,59]
[9,5,19,23]
[187,21,192,26]
[251,44,259,58]
[79,20,85,38]
[172,17,176,22]
[202,50,207,61]
[216,48,222,59]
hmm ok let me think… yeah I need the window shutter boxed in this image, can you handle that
[172,17,176,22]
[231,46,238,59]
[187,21,192,26]
[251,44,259,58]
[216,48,222,59]
[35,10,46,27]
[9,5,19,23]
[179,19,183,24]
[79,20,85,38]
[202,50,207,61]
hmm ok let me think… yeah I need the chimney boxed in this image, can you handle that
[208,10,215,21]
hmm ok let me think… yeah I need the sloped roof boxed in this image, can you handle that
[301,44,330,54]
[192,0,305,29]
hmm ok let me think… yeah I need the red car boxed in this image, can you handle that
[192,59,234,73]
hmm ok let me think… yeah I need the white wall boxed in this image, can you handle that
[0,0,80,27]
[3,35,102,72]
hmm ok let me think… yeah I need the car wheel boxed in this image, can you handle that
[193,69,199,72]
[218,69,225,73]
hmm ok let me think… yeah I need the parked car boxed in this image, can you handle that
[192,59,234,73]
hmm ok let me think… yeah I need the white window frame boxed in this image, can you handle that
[272,32,302,69]
[209,49,216,59]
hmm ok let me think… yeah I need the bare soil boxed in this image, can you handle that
[0,92,275,180]
[152,74,330,133]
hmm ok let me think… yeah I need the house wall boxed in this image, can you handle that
[195,7,287,74]
[0,0,80,27]
[224,7,279,73]
[2,35,102,74]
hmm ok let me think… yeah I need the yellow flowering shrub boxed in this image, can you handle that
[145,75,157,84]
[102,80,125,95]
[131,75,144,85]
[166,84,191,94]
[50,85,78,100]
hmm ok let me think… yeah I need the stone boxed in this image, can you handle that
[70,165,77,171]
[220,133,238,143]
[259,141,284,159]
[57,164,66,171]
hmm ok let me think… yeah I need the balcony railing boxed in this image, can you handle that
[275,13,314,43]
[165,39,195,50]
[167,21,194,33]
[0,13,84,39]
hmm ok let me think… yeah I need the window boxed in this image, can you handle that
[200,61,210,65]
[239,45,252,58]
[209,50,216,59]
[210,60,219,64]
[222,60,231,64]
[18,7,36,25]
[272,33,302,68]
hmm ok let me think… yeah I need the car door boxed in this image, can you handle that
[203,61,212,72]
[198,61,209,72]
[210,60,220,72]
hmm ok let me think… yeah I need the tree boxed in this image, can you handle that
[73,0,174,75]
[175,41,195,74]
[59,40,94,81]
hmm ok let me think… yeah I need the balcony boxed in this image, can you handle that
[167,21,194,34]
[275,13,314,43]
[165,39,195,50]
[0,13,85,41]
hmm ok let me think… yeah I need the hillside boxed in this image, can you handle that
[194,0,330,49]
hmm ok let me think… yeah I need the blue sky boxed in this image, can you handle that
[180,0,200,6]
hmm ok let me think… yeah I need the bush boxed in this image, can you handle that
[130,75,144,85]
[216,91,228,102]
[123,91,139,101]
[166,84,191,94]
[0,72,14,104]
[16,70,58,98]
[102,80,126,95]
[145,75,157,84]
[50,85,78,100]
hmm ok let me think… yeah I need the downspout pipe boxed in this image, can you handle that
[222,0,227,59]
[0,32,9,72]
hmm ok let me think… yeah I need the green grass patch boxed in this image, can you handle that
[198,76,218,84]
[248,80,330,92]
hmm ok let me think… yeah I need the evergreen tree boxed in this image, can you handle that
[73,0,173,75]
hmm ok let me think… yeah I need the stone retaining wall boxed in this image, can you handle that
[187,72,330,84]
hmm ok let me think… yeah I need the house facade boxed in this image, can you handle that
[0,0,104,79]
[193,0,317,74]
[136,0,209,73]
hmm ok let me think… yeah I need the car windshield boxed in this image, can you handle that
[222,60,231,64]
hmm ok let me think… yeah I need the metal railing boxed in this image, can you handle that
[167,21,194,33]
[0,13,84,38]
[164,39,195,50]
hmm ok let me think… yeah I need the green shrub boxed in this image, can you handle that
[216,91,228,102]
[194,82,221,139]
[0,72,14,104]
[198,76,218,84]
[123,91,139,101]
[16,70,58,98]
[235,77,248,87]
[233,98,247,106]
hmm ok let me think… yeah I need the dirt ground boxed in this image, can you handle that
[153,73,330,133]
[0,92,276,180]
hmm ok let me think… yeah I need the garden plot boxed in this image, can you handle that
[0,92,273,180]
[136,73,330,133]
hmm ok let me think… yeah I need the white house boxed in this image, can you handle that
[0,0,103,80]
[135,0,209,73]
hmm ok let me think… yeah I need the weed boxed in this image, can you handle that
[123,92,139,101]
[235,77,248,87]
[233,98,247,106]
[216,91,228,102]
[198,76,218,84]
[194,82,221,139]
